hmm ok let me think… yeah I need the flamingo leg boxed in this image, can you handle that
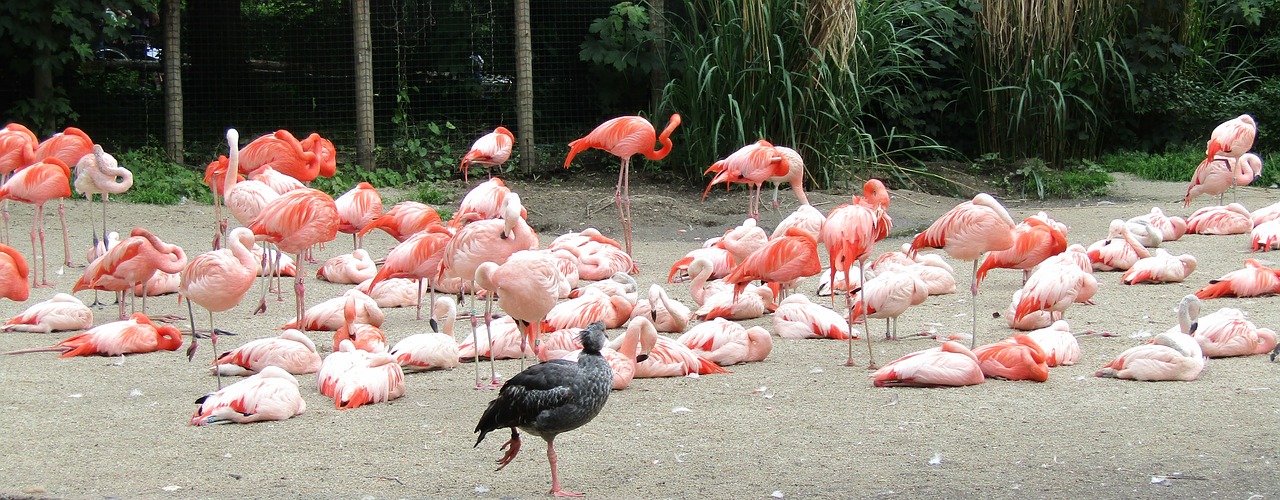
[970,259,979,348]
[33,203,52,287]
[252,248,272,315]
[185,295,200,363]
[471,313,482,387]
[415,278,424,321]
[0,172,8,245]
[100,196,109,248]
[59,199,77,268]
[546,438,581,497]
[860,261,876,369]
[615,157,633,256]
[482,291,501,388]
[209,309,222,390]
[294,255,306,335]
[844,291,855,366]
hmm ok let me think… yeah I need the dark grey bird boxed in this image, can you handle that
[474,321,613,497]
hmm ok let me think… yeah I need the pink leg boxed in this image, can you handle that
[415,278,423,321]
[295,256,306,334]
[32,204,52,287]
[970,259,979,348]
[546,438,583,497]
[59,199,77,268]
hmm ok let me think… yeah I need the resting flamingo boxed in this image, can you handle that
[563,113,682,255]
[0,157,72,286]
[972,334,1050,382]
[1194,258,1280,299]
[629,284,692,334]
[334,182,382,249]
[1186,203,1253,235]
[676,317,772,366]
[390,296,461,371]
[449,178,518,228]
[73,144,132,240]
[316,249,376,284]
[871,341,985,387]
[1121,249,1198,284]
[773,293,851,340]
[718,218,769,264]
[1097,296,1206,381]
[910,192,1015,348]
[821,179,891,366]
[283,288,384,331]
[0,242,30,302]
[1012,263,1098,323]
[4,312,182,357]
[460,126,514,183]
[363,224,453,319]
[1086,219,1150,272]
[1023,320,1080,367]
[975,215,1067,285]
[190,366,307,426]
[180,226,260,388]
[1127,207,1187,242]
[702,140,791,221]
[1203,114,1256,165]
[318,340,406,410]
[771,203,826,240]
[625,317,729,378]
[2,292,91,332]
[212,329,322,376]
[1252,219,1280,252]
[332,292,388,354]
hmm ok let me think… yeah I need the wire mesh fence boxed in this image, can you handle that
[57,0,627,172]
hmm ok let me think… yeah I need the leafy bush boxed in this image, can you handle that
[113,145,211,205]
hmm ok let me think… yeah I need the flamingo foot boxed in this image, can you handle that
[495,433,521,471]
[1271,344,1279,362]
[253,297,267,315]
[552,488,585,498]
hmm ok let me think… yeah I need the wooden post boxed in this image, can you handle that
[352,0,375,171]
[162,0,184,163]
[514,0,534,172]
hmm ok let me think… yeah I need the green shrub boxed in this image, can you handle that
[114,145,211,205]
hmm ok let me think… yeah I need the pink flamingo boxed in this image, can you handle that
[358,200,443,243]
[460,126,514,183]
[1004,289,1052,331]
[440,192,538,310]
[1086,219,1150,271]
[694,282,777,321]
[315,249,376,284]
[0,242,29,301]
[1012,263,1098,322]
[560,316,655,390]
[975,215,1067,285]
[1023,320,1079,367]
[212,329,322,376]
[972,334,1050,382]
[474,250,571,381]
[871,341,985,387]
[283,288,384,331]
[563,113,682,255]
[190,366,306,425]
[1128,207,1187,241]
[771,203,826,240]
[768,146,810,208]
[549,232,634,280]
[457,315,524,361]
[203,155,241,242]
[236,129,321,181]
[1204,114,1257,164]
[2,292,91,332]
[0,157,72,286]
[358,277,419,309]
[32,127,92,267]
[910,192,1015,348]
[625,317,729,378]
[332,292,388,354]
[667,245,734,283]
[0,123,37,245]
[545,287,634,331]
[629,284,692,334]
[180,226,259,387]
[1186,153,1263,206]
[702,139,790,221]
[73,144,132,240]
[1097,295,1206,381]
[1252,200,1280,226]
[772,293,852,340]
[676,317,772,366]
[822,179,891,365]
[248,183,340,331]
[1195,258,1280,299]
[249,166,306,195]
[1186,203,1253,235]
[363,223,453,319]
[1122,249,1198,284]
[318,340,406,410]
[849,267,929,341]
[1252,219,1280,252]
[334,182,382,249]
[723,227,821,299]
[449,178,518,228]
[1192,305,1278,358]
[300,133,337,180]
[4,312,182,357]
[717,218,769,264]
[390,296,461,371]
[74,227,187,320]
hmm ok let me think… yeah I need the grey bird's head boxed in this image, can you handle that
[579,322,607,354]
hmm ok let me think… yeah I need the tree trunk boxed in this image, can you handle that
[162,0,184,163]
[352,0,375,171]
[514,0,534,173]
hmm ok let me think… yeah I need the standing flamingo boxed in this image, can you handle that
[849,267,930,341]
[0,157,72,286]
[73,144,133,240]
[909,192,1016,348]
[460,126,515,183]
[820,179,891,366]
[439,192,538,312]
[449,177,518,228]
[236,129,319,181]
[73,227,187,320]
[563,113,682,255]
[248,185,339,333]
[768,146,810,208]
[723,227,821,299]
[334,182,382,249]
[0,242,30,301]
[702,140,791,221]
[364,223,453,320]
[357,201,443,243]
[1186,153,1263,206]
[0,123,37,245]
[190,366,307,425]
[473,249,568,386]
[1204,114,1257,164]
[33,127,92,267]
[181,226,261,388]
[975,215,1067,285]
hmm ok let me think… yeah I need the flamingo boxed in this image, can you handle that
[1252,200,1280,226]
[358,201,443,243]
[2,292,90,332]
[334,182,382,249]
[971,334,1050,382]
[247,184,340,332]
[1192,306,1279,358]
[567,272,636,301]
[180,226,260,388]
[548,230,634,280]
[1097,296,1206,381]
[772,293,852,340]
[3,312,182,357]
[771,203,826,240]
[562,113,682,255]
[456,314,525,361]
[300,133,337,180]
[0,123,37,245]
[821,179,892,366]
[1203,114,1257,164]
[283,288,384,331]
[332,292,389,354]
[390,295,461,371]
[1023,320,1080,367]
[667,245,734,283]
[1128,207,1187,242]
[315,249,377,284]
[212,329,322,376]
[203,155,241,243]
[357,277,419,309]
[0,157,72,286]
[628,284,692,334]
[32,127,92,267]
[559,315,654,390]
[190,366,307,426]
[768,146,810,208]
[849,267,929,341]
[460,126,514,182]
[449,177,518,228]
[1186,154,1263,206]
[723,227,821,300]
[675,317,772,366]
[1004,289,1052,331]
[73,144,132,241]
[363,223,453,319]
[440,192,538,312]
[1252,219,1280,252]
[1121,249,1198,284]
[1086,219,1151,272]
[975,215,1068,285]
[249,166,306,195]
[702,140,791,221]
[624,317,729,377]
[236,129,321,181]
[0,242,29,301]
[871,341,985,387]
[132,270,181,297]
[1194,258,1280,299]
[1012,263,1099,323]
[717,218,769,264]
[545,287,634,331]
[474,250,571,381]
[1186,203,1253,235]
[910,192,1016,349]
[318,340,406,410]
[694,282,777,321]
[74,227,187,320]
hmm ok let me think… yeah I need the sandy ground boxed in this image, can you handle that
[1,173,1279,499]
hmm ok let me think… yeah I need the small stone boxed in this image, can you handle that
[22,485,47,494]
[161,485,181,492]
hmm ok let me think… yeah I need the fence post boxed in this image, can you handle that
[353,0,375,171]
[515,0,534,173]
[162,0,183,163]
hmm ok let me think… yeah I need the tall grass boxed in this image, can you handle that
[971,0,1135,167]
[659,0,957,191]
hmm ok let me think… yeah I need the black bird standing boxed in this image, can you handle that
[474,321,613,497]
